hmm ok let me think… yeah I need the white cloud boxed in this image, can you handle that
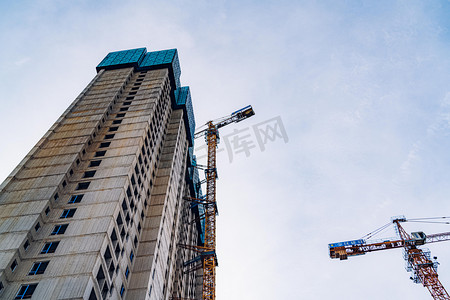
[14,57,31,66]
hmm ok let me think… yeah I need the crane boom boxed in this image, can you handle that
[426,232,450,244]
[329,231,450,259]
[196,105,255,300]
[194,105,255,139]
[329,217,450,299]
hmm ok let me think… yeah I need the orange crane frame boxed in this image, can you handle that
[329,217,450,299]
[184,106,255,300]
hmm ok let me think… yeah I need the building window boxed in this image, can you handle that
[89,160,102,167]
[15,283,38,299]
[88,288,97,300]
[120,285,125,297]
[68,194,84,204]
[101,283,108,299]
[45,207,50,215]
[116,214,123,226]
[83,170,96,178]
[76,182,90,190]
[34,222,41,232]
[108,262,115,278]
[115,244,121,258]
[109,126,119,132]
[60,209,76,219]
[51,224,68,235]
[123,101,132,106]
[10,259,18,272]
[130,251,134,263]
[104,134,115,139]
[103,246,112,264]
[120,107,129,112]
[116,113,126,118]
[111,228,118,243]
[125,266,129,279]
[54,193,59,201]
[95,151,106,157]
[96,265,105,287]
[62,180,67,187]
[99,142,111,148]
[28,261,49,275]
[112,119,122,125]
[0,281,3,293]
[40,241,59,254]
[121,200,128,212]
[24,240,30,251]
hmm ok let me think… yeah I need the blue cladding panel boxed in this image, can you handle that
[188,147,194,167]
[140,49,175,65]
[188,166,194,181]
[97,48,147,70]
[140,49,181,88]
[193,162,205,244]
[171,51,181,88]
[193,166,200,197]
[174,87,195,146]
[198,203,205,244]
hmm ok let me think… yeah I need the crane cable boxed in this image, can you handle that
[407,216,450,225]
[360,222,392,240]
[407,221,450,224]
[359,217,450,240]
[407,216,450,221]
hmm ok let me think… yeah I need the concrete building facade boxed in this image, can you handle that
[0,47,204,300]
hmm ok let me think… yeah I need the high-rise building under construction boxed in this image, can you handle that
[0,47,204,300]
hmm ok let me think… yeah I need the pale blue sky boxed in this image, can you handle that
[1,1,450,299]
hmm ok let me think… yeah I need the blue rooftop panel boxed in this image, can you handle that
[141,49,176,65]
[140,49,181,88]
[97,48,147,71]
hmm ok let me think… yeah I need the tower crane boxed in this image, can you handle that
[183,105,255,300]
[329,216,450,299]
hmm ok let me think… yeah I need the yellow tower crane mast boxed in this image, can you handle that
[191,105,255,300]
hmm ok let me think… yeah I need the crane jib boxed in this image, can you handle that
[329,217,450,299]
[328,239,365,248]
